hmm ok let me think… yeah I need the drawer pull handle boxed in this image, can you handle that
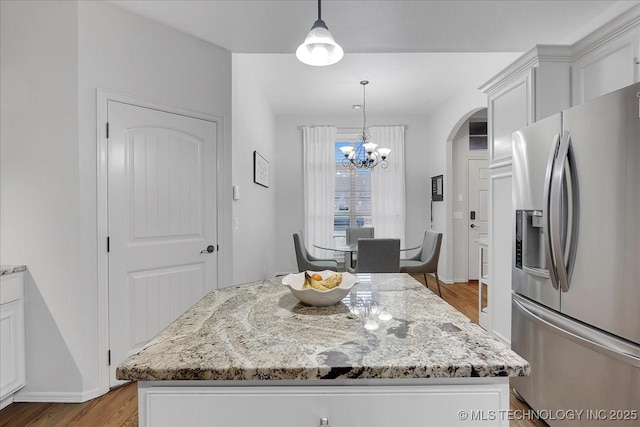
[320,417,330,426]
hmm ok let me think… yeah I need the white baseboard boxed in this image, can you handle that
[0,394,15,410]
[14,386,102,403]
[438,275,454,285]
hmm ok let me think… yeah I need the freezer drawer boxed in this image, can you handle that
[511,294,640,426]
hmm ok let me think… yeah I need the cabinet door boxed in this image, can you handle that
[141,383,509,427]
[572,27,640,105]
[487,71,534,167]
[0,299,26,402]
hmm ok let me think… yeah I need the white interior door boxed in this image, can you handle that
[468,159,489,280]
[107,101,217,387]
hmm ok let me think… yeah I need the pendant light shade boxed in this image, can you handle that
[296,0,343,66]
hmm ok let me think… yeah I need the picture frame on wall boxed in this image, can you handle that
[253,151,269,188]
[431,175,443,201]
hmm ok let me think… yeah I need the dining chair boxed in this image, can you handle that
[292,232,338,272]
[399,230,443,297]
[345,227,374,270]
[355,238,400,273]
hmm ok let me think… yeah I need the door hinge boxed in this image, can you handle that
[107,236,110,253]
[106,122,109,139]
[108,350,111,366]
[217,244,219,252]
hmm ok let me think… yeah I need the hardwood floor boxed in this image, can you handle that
[0,382,137,427]
[0,274,544,427]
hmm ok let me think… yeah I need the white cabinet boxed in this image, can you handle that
[476,239,489,330]
[139,379,511,427]
[571,6,640,105]
[479,46,572,344]
[0,272,26,410]
[480,45,572,168]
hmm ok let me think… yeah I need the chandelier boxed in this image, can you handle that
[340,81,390,170]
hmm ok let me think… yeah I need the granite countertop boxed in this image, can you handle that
[1,265,27,276]
[117,273,529,382]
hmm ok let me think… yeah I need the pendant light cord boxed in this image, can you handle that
[361,81,369,140]
[318,0,322,20]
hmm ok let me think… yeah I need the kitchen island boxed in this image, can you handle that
[118,273,529,426]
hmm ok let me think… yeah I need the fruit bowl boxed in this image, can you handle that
[281,271,358,306]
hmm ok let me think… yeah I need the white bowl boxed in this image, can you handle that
[281,271,359,307]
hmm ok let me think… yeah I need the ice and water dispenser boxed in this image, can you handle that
[515,210,549,278]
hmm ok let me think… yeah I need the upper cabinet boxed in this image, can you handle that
[571,7,640,105]
[479,46,572,168]
[480,4,640,169]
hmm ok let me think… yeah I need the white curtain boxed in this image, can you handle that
[302,126,337,257]
[369,126,406,248]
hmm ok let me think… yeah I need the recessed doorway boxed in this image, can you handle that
[451,109,488,282]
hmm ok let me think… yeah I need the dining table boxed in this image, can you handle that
[314,241,420,269]
[313,242,420,254]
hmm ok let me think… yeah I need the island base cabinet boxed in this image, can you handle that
[139,380,510,427]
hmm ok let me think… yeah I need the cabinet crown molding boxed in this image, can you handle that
[480,4,640,96]
[571,4,640,61]
[479,45,572,96]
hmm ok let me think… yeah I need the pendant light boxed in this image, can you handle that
[296,0,344,66]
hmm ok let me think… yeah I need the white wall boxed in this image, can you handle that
[273,114,432,275]
[1,0,84,398]
[231,54,277,284]
[452,124,471,282]
[1,0,232,401]
[423,91,496,283]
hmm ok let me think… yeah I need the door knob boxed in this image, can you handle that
[470,224,477,228]
[201,245,215,254]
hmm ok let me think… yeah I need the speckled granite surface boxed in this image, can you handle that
[117,273,529,382]
[0,265,26,276]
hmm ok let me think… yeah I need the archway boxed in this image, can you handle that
[443,107,487,283]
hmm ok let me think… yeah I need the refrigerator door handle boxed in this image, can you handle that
[549,131,579,293]
[513,294,640,368]
[543,133,561,290]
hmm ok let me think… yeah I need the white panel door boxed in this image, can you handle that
[468,159,489,280]
[108,101,217,387]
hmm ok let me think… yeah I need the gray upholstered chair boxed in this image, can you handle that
[355,238,400,273]
[292,232,338,272]
[399,230,443,297]
[344,227,374,270]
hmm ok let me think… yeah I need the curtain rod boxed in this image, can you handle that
[297,125,408,131]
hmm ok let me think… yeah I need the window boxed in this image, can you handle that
[469,121,488,150]
[334,140,372,241]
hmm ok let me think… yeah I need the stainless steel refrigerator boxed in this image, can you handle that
[511,82,640,425]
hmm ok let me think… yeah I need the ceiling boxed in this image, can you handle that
[109,1,638,115]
